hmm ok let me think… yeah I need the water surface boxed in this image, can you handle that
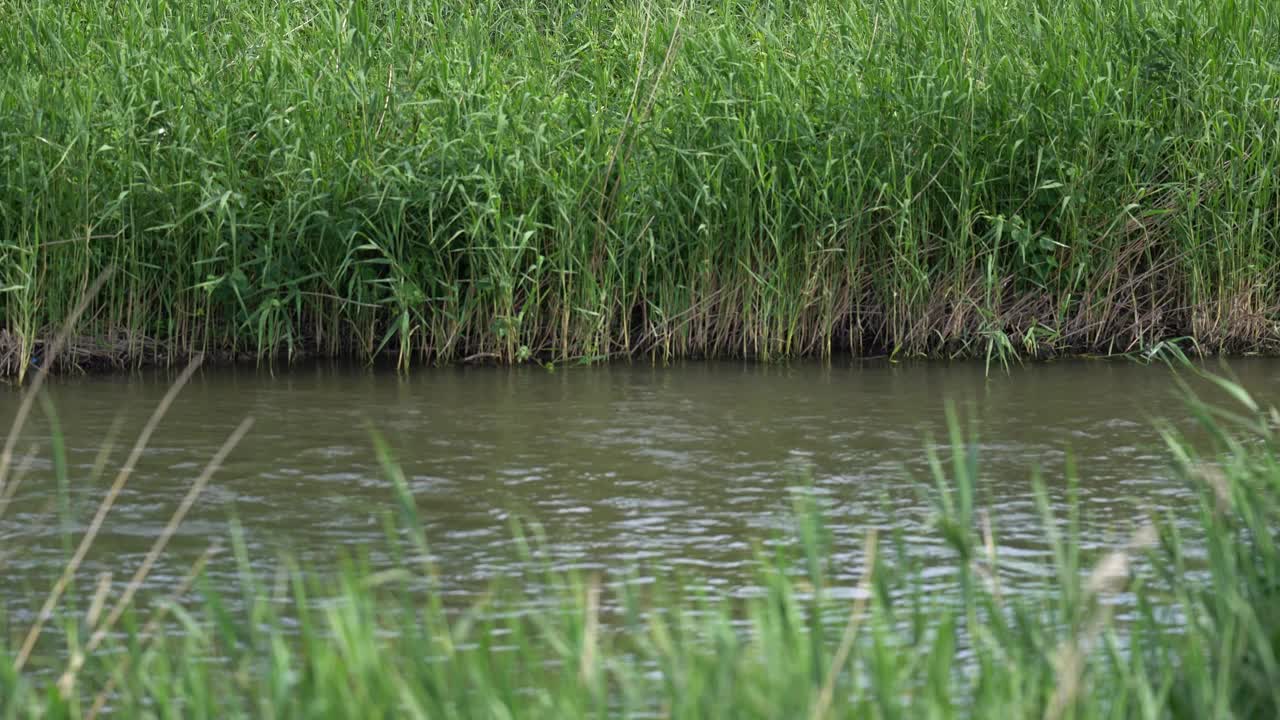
[3,359,1275,619]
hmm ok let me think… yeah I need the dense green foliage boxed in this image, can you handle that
[3,0,1280,376]
[3,371,1280,717]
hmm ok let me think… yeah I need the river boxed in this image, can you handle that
[3,359,1275,622]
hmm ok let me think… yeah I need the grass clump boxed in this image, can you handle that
[2,0,1280,377]
[3,370,1280,717]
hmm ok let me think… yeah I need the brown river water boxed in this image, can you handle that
[2,358,1278,623]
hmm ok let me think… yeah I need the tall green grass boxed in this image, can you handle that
[3,370,1280,717]
[3,0,1280,377]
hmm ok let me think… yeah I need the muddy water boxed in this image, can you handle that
[2,359,1277,618]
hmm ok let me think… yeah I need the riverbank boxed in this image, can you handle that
[3,372,1279,717]
[4,0,1280,379]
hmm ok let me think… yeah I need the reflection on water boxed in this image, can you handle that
[2,359,1277,619]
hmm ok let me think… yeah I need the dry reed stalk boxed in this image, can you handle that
[811,529,879,720]
[84,543,222,720]
[55,416,254,697]
[1044,523,1159,720]
[580,574,602,685]
[1,270,112,494]
[11,355,203,673]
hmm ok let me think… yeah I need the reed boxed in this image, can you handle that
[2,0,1279,376]
[2,370,1280,717]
